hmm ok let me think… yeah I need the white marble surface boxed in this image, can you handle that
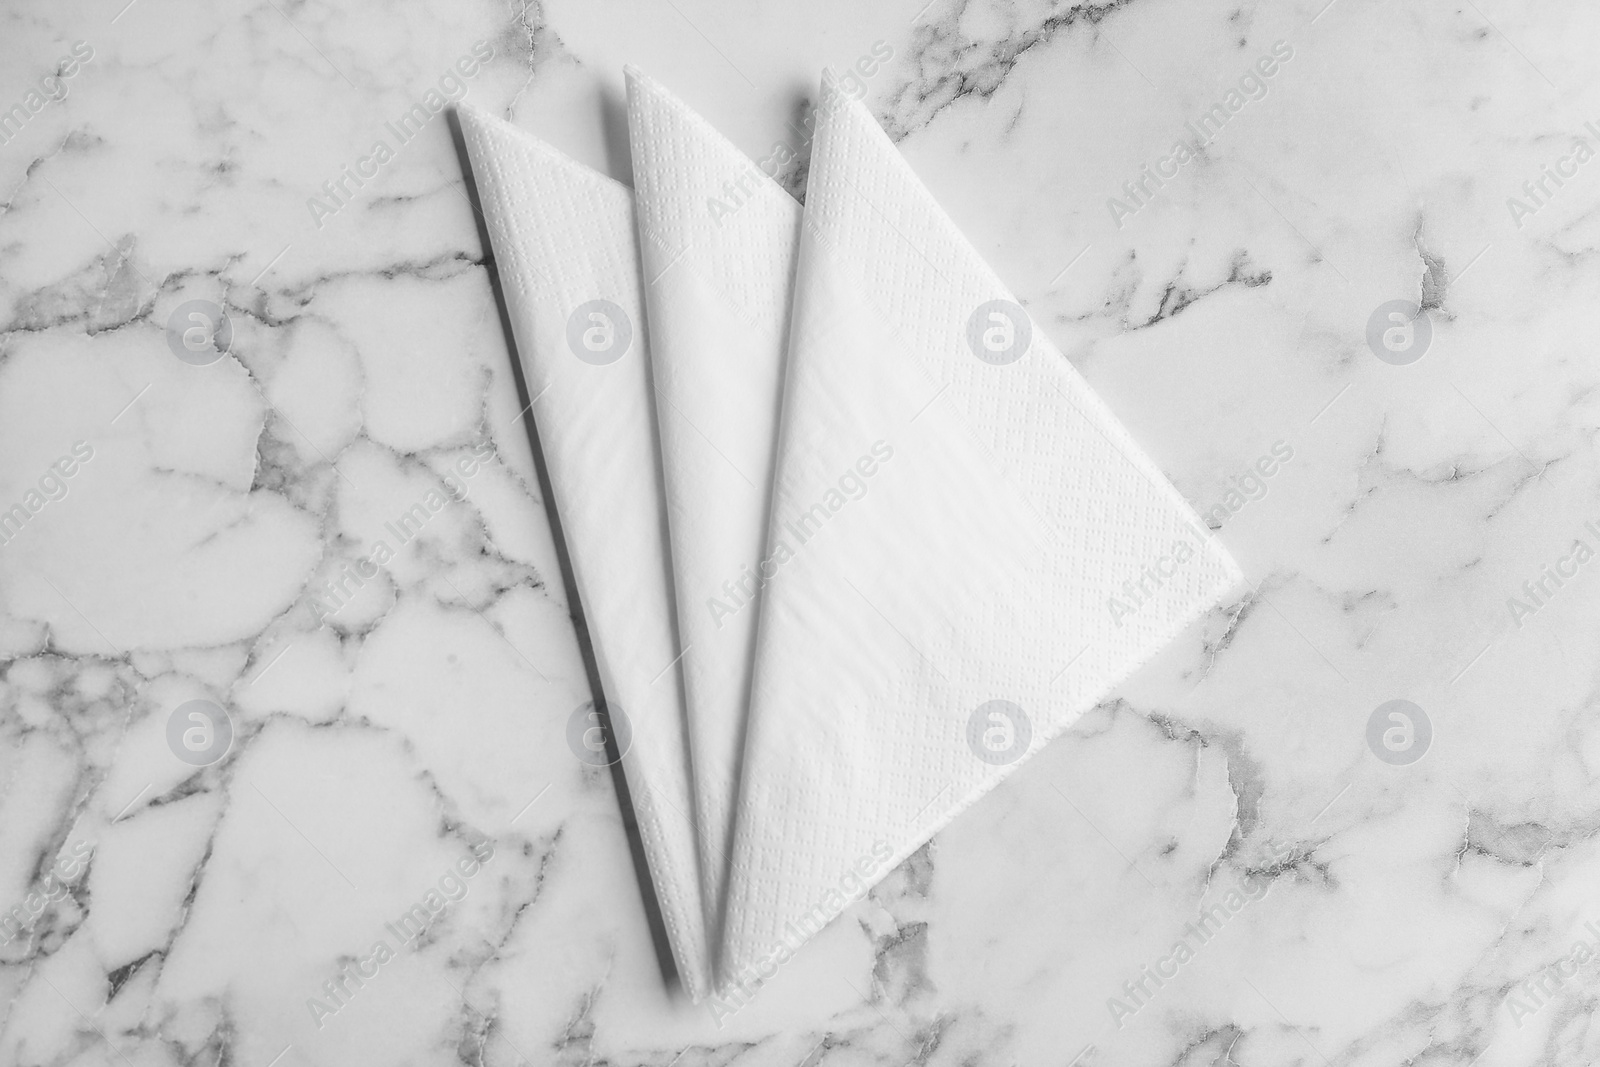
[2,0,1599,1064]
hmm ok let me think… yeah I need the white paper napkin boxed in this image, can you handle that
[458,104,710,1000]
[718,79,1244,991]
[624,69,800,947]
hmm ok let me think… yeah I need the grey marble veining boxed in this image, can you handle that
[2,0,1598,1064]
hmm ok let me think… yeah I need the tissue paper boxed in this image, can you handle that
[624,68,800,943]
[717,79,1243,992]
[458,104,710,999]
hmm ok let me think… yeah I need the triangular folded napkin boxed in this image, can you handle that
[458,105,710,1000]
[719,80,1243,987]
[624,69,801,944]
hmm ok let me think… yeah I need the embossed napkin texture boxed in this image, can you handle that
[717,78,1242,989]
[625,68,800,946]
[459,104,711,1000]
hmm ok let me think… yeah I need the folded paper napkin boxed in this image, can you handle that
[718,79,1243,989]
[457,104,711,1000]
[624,68,801,944]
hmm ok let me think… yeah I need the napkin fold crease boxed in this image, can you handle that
[458,103,711,1000]
[458,74,1242,1002]
[624,69,801,948]
[718,80,1244,990]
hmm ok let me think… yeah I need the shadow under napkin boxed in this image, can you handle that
[446,107,680,993]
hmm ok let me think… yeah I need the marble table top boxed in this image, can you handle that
[2,0,1597,1064]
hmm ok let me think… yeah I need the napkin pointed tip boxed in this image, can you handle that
[453,100,503,143]
[623,64,672,111]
